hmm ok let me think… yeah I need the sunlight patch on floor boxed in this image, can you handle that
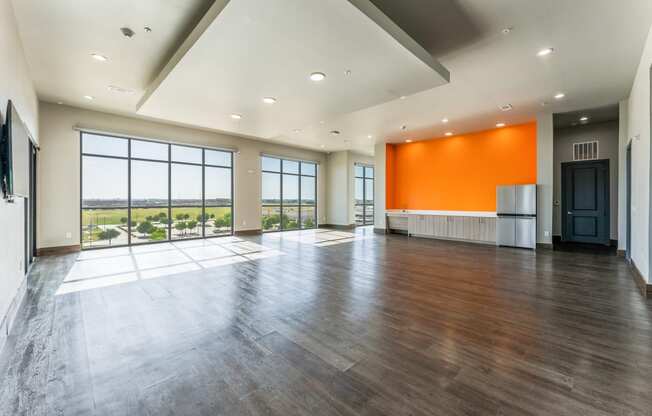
[265,229,370,246]
[57,237,283,296]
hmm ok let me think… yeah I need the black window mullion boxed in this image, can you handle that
[298,163,302,229]
[202,149,206,238]
[127,139,132,245]
[230,152,234,235]
[280,163,284,231]
[167,144,172,241]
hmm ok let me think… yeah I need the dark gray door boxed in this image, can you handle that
[562,160,609,245]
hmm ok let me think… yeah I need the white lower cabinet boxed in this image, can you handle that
[404,214,496,244]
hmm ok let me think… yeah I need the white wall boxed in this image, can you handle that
[626,26,652,282]
[373,142,386,230]
[348,152,374,225]
[537,112,554,245]
[553,121,620,240]
[325,150,374,226]
[326,151,350,225]
[37,102,328,248]
[618,100,629,252]
[0,0,38,348]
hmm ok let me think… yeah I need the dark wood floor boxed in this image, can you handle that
[1,228,651,416]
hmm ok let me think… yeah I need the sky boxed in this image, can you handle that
[81,134,317,203]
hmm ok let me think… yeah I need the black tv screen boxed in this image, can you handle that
[0,100,13,198]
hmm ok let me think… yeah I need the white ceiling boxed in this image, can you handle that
[12,0,652,156]
[137,0,449,140]
[11,0,213,113]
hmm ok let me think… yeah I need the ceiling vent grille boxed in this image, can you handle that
[573,141,599,161]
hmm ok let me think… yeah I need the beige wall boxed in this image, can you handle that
[553,120,620,239]
[373,142,386,230]
[348,152,374,225]
[326,151,350,225]
[37,102,328,249]
[325,150,373,226]
[626,25,652,282]
[0,0,38,348]
[537,112,554,244]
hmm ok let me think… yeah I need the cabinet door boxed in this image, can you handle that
[478,218,497,242]
[447,217,465,239]
[433,216,447,237]
[463,217,480,240]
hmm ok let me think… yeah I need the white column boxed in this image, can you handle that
[536,112,554,245]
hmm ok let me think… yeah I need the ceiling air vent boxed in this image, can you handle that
[573,141,599,161]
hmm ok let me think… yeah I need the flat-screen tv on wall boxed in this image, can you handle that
[0,100,13,198]
[1,100,30,199]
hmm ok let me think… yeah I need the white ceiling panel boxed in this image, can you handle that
[136,0,449,139]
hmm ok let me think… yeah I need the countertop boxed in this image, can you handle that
[386,209,497,218]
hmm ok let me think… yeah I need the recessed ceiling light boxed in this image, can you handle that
[320,144,326,149]
[445,132,453,136]
[496,123,506,128]
[319,120,325,124]
[367,135,373,139]
[330,130,340,136]
[554,93,566,100]
[83,95,94,100]
[345,69,352,76]
[262,97,277,104]
[56,101,63,105]
[399,96,406,100]
[293,129,302,133]
[579,116,589,122]
[500,104,513,112]
[442,118,449,123]
[401,125,407,131]
[405,139,413,143]
[502,27,513,35]
[230,113,242,120]
[537,48,555,57]
[91,53,108,62]
[310,72,326,81]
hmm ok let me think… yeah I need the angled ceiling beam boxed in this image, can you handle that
[137,0,231,110]
[347,0,450,84]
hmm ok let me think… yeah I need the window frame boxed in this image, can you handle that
[354,163,374,226]
[80,131,234,250]
[261,156,317,232]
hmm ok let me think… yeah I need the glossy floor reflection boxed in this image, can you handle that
[1,228,651,416]
[58,237,282,295]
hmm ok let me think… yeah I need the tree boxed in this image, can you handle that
[187,220,198,234]
[183,213,190,220]
[150,227,167,241]
[146,215,154,222]
[304,217,314,228]
[137,221,155,235]
[120,217,128,224]
[176,213,185,221]
[157,212,167,220]
[98,228,120,242]
[175,221,187,235]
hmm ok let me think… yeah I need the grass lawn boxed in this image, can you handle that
[82,207,231,225]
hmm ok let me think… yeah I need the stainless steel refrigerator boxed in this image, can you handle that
[496,184,537,249]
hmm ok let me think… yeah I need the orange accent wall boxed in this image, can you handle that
[386,122,537,211]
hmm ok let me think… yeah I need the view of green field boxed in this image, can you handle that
[81,207,232,248]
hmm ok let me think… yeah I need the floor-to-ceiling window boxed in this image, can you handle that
[355,164,374,226]
[81,132,233,249]
[261,156,317,232]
